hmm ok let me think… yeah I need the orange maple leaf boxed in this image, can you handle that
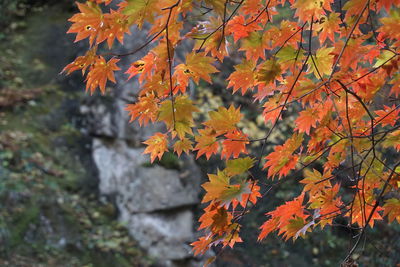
[295,107,320,135]
[204,105,242,134]
[85,57,120,94]
[62,46,98,75]
[221,130,249,159]
[173,138,193,157]
[97,9,130,48]
[194,128,219,159]
[143,132,169,163]
[375,105,399,127]
[191,236,212,256]
[67,2,103,46]
[125,93,159,126]
[227,61,256,95]
[227,15,262,42]
[263,133,303,179]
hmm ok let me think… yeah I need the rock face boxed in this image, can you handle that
[82,28,205,265]
[92,138,201,262]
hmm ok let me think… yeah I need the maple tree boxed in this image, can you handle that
[63,0,400,264]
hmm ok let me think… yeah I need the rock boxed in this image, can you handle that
[93,138,200,213]
[80,97,164,144]
[92,137,203,263]
[120,209,194,260]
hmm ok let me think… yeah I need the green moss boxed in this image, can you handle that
[9,204,40,247]
[142,151,182,170]
[158,152,181,170]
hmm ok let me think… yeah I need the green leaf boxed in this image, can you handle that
[256,59,282,84]
[120,0,158,28]
[373,50,396,68]
[225,157,255,176]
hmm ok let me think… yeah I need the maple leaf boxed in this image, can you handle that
[227,15,262,42]
[97,9,131,48]
[124,93,159,126]
[315,13,340,43]
[119,0,158,29]
[204,0,225,15]
[202,169,250,207]
[373,50,398,75]
[300,169,332,195]
[389,73,400,97]
[175,52,219,87]
[188,17,228,61]
[140,73,169,97]
[259,193,307,240]
[191,236,213,256]
[227,61,256,95]
[379,10,400,47]
[271,193,307,226]
[308,183,342,227]
[343,0,367,20]
[143,132,168,163]
[62,46,98,75]
[158,95,199,138]
[198,203,233,233]
[256,59,282,85]
[202,170,231,203]
[194,128,219,159]
[239,31,266,61]
[282,216,308,241]
[221,130,249,159]
[225,157,255,176]
[125,53,156,83]
[222,223,243,248]
[262,94,285,123]
[85,57,120,94]
[232,182,261,209]
[173,137,193,156]
[348,194,383,227]
[67,2,103,46]
[295,107,320,134]
[293,0,332,22]
[375,0,400,12]
[292,77,323,104]
[64,0,400,257]
[263,133,303,179]
[204,105,242,134]
[383,198,400,223]
[258,217,279,241]
[308,47,334,78]
[375,105,400,127]
[276,45,306,72]
[242,0,263,15]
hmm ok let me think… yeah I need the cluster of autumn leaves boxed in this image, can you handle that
[63,0,400,258]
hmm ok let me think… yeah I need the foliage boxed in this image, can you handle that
[64,0,400,264]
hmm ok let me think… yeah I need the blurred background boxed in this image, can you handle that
[0,1,399,266]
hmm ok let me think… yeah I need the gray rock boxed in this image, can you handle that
[92,137,205,263]
[80,97,164,143]
[93,138,200,213]
[120,209,194,260]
